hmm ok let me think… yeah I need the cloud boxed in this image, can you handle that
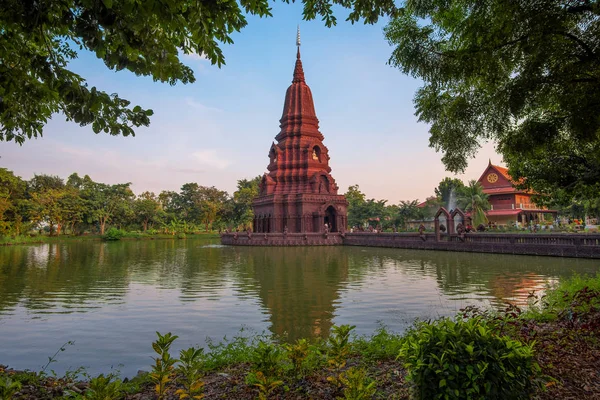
[182,51,208,61]
[181,51,210,73]
[185,97,223,113]
[192,149,232,170]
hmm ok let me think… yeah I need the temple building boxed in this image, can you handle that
[478,161,557,226]
[252,30,348,233]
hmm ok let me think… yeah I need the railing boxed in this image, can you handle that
[342,232,600,258]
[490,203,549,211]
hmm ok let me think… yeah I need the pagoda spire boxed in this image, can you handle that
[293,25,305,83]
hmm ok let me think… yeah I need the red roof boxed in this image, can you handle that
[493,164,511,181]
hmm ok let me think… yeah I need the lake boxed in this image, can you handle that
[0,238,597,376]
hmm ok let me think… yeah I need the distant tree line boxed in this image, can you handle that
[0,168,260,237]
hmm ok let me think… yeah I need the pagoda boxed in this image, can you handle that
[252,29,348,234]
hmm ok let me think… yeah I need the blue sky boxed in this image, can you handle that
[0,2,500,203]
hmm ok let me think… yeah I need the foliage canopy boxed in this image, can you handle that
[385,0,600,202]
[0,0,398,143]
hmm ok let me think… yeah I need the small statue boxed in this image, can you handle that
[284,225,288,235]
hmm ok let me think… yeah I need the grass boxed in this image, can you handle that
[523,273,600,322]
[0,232,220,246]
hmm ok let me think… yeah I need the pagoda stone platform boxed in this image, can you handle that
[221,232,343,246]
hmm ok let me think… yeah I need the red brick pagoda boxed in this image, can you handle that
[252,30,348,234]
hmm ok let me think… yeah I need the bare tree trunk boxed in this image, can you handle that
[143,220,148,231]
[100,219,106,235]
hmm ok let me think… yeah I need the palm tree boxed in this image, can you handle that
[458,180,490,227]
[398,200,423,230]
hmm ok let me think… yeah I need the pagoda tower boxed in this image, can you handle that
[252,29,348,234]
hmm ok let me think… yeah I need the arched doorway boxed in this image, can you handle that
[324,206,337,232]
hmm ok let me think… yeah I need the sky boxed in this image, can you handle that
[0,3,502,203]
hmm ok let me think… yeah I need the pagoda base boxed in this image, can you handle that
[221,232,343,246]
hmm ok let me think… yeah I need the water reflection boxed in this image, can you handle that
[0,240,597,375]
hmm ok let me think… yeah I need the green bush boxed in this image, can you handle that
[399,317,540,400]
[177,232,186,239]
[103,228,125,241]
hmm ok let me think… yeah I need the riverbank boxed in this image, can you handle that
[0,232,221,246]
[1,274,598,399]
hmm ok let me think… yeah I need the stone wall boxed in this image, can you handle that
[221,232,343,246]
[342,232,600,259]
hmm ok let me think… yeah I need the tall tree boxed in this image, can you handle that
[385,0,600,202]
[458,180,490,227]
[1,0,398,143]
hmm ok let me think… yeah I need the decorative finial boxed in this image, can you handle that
[292,25,305,82]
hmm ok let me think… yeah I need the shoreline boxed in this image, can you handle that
[0,233,221,246]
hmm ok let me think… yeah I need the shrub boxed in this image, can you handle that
[177,232,186,239]
[83,374,123,400]
[150,332,178,400]
[399,317,540,400]
[176,347,205,400]
[352,325,403,363]
[249,341,283,377]
[103,228,125,241]
[0,376,22,400]
[338,367,376,400]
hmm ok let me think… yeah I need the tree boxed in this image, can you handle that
[228,176,261,229]
[344,185,389,229]
[434,178,465,210]
[385,0,600,202]
[76,175,134,235]
[1,0,398,144]
[0,168,27,235]
[457,180,490,227]
[27,174,67,235]
[197,186,229,232]
[345,185,368,228]
[134,192,162,231]
[397,200,423,230]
